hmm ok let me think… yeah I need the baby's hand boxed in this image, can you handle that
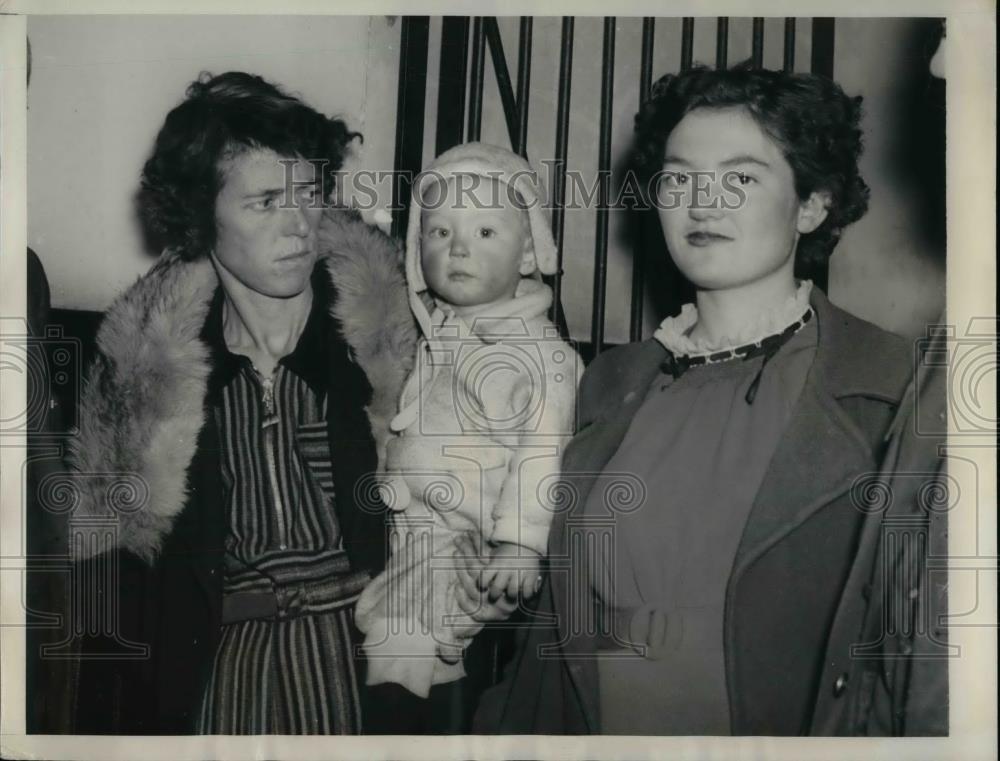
[478,542,542,601]
[437,642,464,665]
[376,474,410,511]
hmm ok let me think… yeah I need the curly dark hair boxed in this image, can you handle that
[633,63,869,271]
[139,71,360,260]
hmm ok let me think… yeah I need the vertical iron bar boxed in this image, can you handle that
[751,18,765,68]
[807,17,836,292]
[550,17,574,337]
[592,17,615,356]
[716,17,729,69]
[484,18,521,151]
[811,18,836,79]
[680,18,694,71]
[630,17,655,343]
[467,17,486,141]
[435,17,470,155]
[639,19,655,113]
[783,18,796,72]
[391,16,430,239]
[515,17,533,157]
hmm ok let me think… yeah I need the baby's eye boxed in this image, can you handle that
[732,172,756,186]
[662,171,689,187]
[426,227,450,239]
[477,227,496,239]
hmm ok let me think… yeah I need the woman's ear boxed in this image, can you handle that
[796,190,832,234]
[518,234,538,276]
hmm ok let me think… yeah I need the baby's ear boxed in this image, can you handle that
[518,233,538,276]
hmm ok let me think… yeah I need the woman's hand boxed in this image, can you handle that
[450,533,519,636]
[621,603,671,660]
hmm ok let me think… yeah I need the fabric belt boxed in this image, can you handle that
[594,603,722,654]
[221,568,371,625]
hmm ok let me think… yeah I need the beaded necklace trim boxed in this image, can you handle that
[663,307,814,371]
[658,307,814,405]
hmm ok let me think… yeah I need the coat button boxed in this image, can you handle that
[833,673,849,697]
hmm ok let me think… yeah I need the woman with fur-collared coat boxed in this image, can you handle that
[66,73,417,734]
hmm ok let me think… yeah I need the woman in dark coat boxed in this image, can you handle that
[65,72,416,734]
[471,65,914,735]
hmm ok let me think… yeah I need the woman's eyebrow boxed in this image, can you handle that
[719,155,771,169]
[242,187,284,199]
[662,155,771,169]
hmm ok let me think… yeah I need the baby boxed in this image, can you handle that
[354,142,580,698]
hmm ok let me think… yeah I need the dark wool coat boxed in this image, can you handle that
[813,322,948,736]
[66,209,417,734]
[474,288,914,736]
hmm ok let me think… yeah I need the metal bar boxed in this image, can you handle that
[783,18,796,72]
[808,18,836,292]
[484,17,521,152]
[811,18,836,80]
[630,17,655,343]
[391,17,430,239]
[752,18,765,69]
[515,17,533,157]
[550,17,574,337]
[681,18,694,71]
[639,18,655,99]
[592,17,615,355]
[467,17,486,141]
[716,17,729,69]
[435,17,470,155]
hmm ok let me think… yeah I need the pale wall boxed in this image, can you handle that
[831,17,946,338]
[27,14,401,312]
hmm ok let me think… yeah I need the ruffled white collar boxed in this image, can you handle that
[654,280,813,357]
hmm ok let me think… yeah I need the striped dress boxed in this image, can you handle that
[196,356,369,735]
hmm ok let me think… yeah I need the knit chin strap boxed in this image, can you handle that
[660,307,814,405]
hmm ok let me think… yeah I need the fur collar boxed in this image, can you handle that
[69,208,417,563]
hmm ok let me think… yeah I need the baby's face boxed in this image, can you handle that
[420,176,534,311]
